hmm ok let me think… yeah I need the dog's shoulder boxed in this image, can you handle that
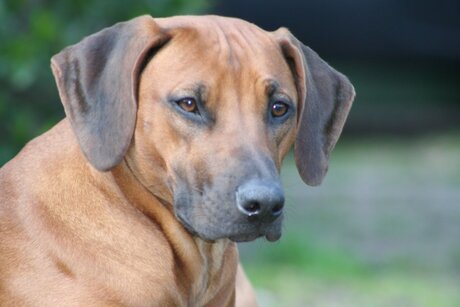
[1,119,82,184]
[0,119,83,241]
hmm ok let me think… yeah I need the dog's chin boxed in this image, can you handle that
[229,231,281,243]
[228,233,263,242]
[193,230,281,243]
[176,214,282,243]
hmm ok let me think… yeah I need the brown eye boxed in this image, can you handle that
[177,98,198,113]
[271,102,289,117]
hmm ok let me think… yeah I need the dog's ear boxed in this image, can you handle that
[51,16,169,171]
[273,28,355,186]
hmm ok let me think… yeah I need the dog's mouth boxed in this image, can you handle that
[176,212,282,243]
[173,174,284,243]
[229,228,281,242]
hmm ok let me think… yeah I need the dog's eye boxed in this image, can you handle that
[271,102,289,117]
[176,98,199,113]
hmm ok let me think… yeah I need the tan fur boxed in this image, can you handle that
[0,15,354,307]
[0,121,241,306]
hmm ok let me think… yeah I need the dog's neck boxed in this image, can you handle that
[110,160,238,305]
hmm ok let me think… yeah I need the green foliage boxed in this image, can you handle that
[0,0,210,165]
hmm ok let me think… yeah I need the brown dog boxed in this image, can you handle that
[0,15,354,306]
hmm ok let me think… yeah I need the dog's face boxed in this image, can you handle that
[134,18,298,241]
[51,16,354,242]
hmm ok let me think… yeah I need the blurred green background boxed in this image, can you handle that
[1,1,459,306]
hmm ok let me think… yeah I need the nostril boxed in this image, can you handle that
[244,201,261,215]
[236,179,284,220]
[271,202,284,216]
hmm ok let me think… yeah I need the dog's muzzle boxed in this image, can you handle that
[235,179,284,241]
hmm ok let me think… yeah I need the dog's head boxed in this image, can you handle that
[51,15,354,242]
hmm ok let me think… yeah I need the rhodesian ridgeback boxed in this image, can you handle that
[0,15,354,306]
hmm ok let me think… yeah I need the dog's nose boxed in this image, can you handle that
[236,180,284,222]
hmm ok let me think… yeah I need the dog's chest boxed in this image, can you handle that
[97,236,238,306]
[186,239,238,306]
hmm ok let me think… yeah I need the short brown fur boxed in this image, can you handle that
[0,15,353,306]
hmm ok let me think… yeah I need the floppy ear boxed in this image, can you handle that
[51,15,169,171]
[274,28,355,186]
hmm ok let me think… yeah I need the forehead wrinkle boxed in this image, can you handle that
[211,21,240,68]
[210,19,271,70]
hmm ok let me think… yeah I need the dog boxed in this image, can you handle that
[0,15,354,306]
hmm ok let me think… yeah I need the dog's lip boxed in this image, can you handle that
[229,233,263,242]
[229,224,282,242]
[232,218,283,242]
[264,231,282,242]
[229,229,281,242]
[176,212,282,243]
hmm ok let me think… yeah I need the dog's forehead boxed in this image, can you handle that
[150,16,295,93]
[157,15,281,62]
[157,15,267,36]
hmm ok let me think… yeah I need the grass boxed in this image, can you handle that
[239,133,460,306]
[242,238,460,307]
[249,268,460,307]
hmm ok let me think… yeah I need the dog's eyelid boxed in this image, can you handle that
[166,93,214,125]
[269,92,295,114]
[264,81,293,104]
[267,94,296,123]
[176,97,200,114]
[271,93,292,104]
[170,83,208,101]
